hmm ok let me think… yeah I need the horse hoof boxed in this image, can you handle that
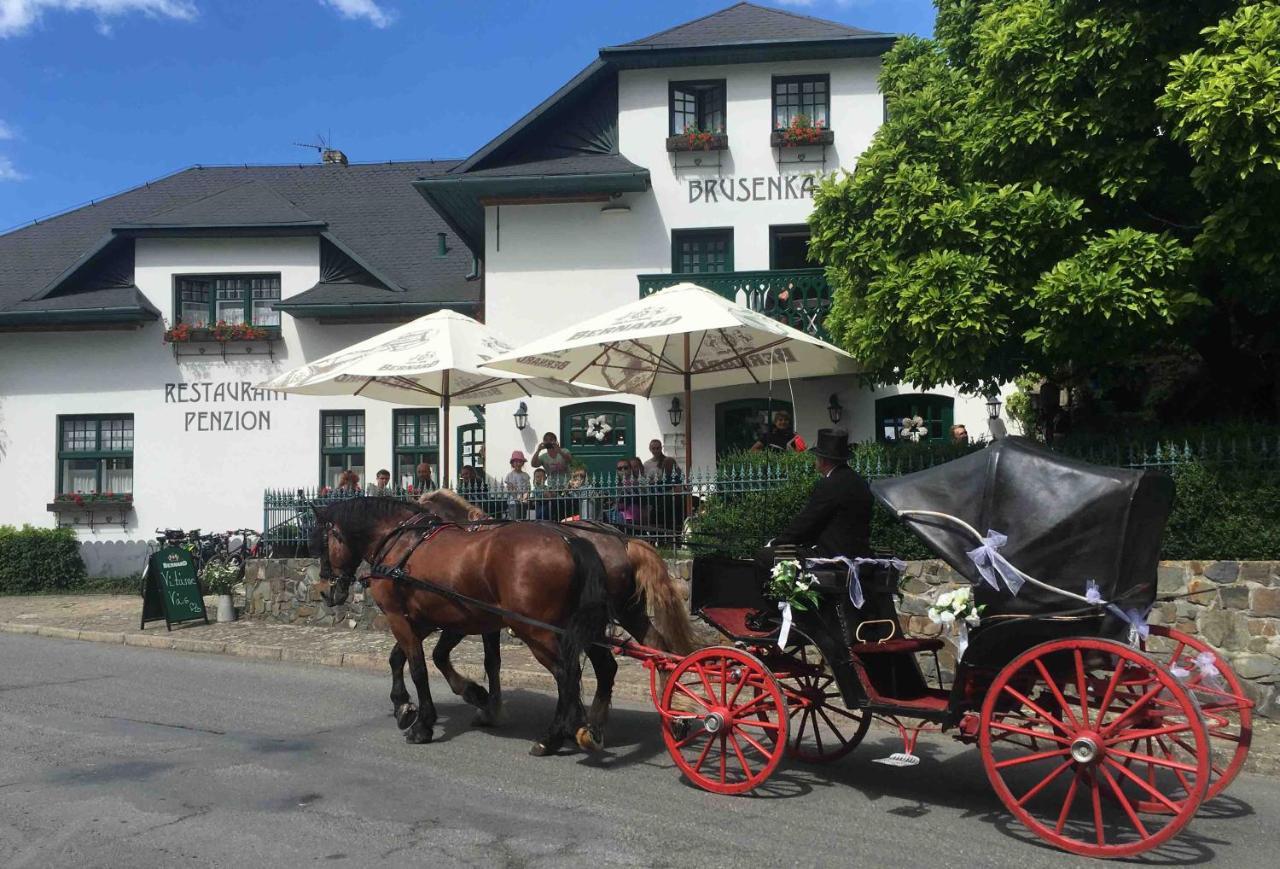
[405,723,434,744]
[462,684,490,708]
[575,726,604,752]
[394,703,418,730]
[529,738,563,757]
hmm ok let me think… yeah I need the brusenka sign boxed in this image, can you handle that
[141,545,209,630]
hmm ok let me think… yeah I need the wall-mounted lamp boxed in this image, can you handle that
[827,393,843,424]
[514,401,529,431]
[986,393,1003,420]
[667,396,684,427]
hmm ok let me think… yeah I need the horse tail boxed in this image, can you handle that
[559,536,611,680]
[627,539,700,655]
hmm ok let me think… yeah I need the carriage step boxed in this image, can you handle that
[872,752,921,767]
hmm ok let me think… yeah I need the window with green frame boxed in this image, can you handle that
[672,228,733,274]
[456,422,484,477]
[394,409,439,489]
[874,394,954,443]
[57,415,134,495]
[320,411,365,488]
[772,74,830,129]
[176,274,281,328]
[669,80,726,134]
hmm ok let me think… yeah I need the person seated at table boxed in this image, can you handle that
[751,411,806,452]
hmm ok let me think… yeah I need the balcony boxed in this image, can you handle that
[637,268,833,339]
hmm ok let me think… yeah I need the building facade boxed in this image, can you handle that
[0,4,1006,571]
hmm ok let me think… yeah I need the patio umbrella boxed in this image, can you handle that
[484,282,861,479]
[258,309,601,483]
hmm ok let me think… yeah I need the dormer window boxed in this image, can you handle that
[670,80,726,135]
[773,74,829,130]
[176,274,281,328]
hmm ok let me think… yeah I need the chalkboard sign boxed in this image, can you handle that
[141,546,209,630]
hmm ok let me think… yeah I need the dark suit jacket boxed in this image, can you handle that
[773,464,873,558]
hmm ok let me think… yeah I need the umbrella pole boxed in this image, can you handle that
[683,333,693,520]
[442,370,451,488]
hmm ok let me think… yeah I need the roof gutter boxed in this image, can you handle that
[599,34,898,68]
[274,299,480,319]
[0,305,159,328]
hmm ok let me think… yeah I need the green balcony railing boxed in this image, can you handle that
[638,268,833,339]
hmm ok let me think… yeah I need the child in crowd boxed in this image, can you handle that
[504,450,531,519]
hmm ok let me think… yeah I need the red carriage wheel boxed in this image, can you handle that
[772,645,870,763]
[659,646,789,795]
[979,638,1210,858]
[1139,624,1252,801]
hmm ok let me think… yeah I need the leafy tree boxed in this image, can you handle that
[810,1,1280,421]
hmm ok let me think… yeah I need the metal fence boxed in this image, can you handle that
[262,435,1280,552]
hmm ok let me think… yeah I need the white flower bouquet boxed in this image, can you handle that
[927,585,984,629]
[766,559,820,612]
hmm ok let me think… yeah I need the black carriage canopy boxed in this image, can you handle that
[869,437,1174,622]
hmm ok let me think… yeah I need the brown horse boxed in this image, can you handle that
[418,489,699,748]
[312,497,611,755]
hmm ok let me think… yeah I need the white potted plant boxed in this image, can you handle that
[202,559,241,622]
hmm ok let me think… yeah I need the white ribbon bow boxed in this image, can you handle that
[965,530,1025,595]
[777,601,793,649]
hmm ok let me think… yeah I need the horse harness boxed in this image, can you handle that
[328,511,607,639]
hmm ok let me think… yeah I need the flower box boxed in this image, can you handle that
[665,133,729,153]
[164,324,282,344]
[47,497,135,513]
[770,129,834,148]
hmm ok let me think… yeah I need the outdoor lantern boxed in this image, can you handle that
[668,396,684,427]
[514,401,529,431]
[986,393,1003,419]
[827,393,843,424]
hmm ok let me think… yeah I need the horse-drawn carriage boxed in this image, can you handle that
[617,437,1252,858]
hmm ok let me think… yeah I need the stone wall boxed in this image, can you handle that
[243,557,1280,718]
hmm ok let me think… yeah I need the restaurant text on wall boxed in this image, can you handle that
[164,381,287,432]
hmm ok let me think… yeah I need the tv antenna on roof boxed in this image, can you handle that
[293,133,347,166]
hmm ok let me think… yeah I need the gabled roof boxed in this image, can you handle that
[123,180,322,230]
[611,2,887,49]
[0,160,477,326]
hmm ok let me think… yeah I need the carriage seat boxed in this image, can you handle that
[848,637,944,655]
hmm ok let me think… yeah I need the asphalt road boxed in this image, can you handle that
[0,633,1273,869]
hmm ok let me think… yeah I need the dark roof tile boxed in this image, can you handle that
[610,2,886,50]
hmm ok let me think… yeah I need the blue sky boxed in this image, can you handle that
[0,1,936,231]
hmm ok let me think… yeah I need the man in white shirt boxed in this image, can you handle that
[642,439,667,479]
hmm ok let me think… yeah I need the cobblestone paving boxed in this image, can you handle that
[2,594,1277,776]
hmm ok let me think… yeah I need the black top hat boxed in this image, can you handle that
[809,428,851,461]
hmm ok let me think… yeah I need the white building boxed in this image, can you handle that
[0,3,1002,571]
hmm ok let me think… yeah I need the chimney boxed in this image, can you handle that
[322,148,349,166]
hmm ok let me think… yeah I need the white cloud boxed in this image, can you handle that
[0,119,14,140]
[319,0,392,29]
[0,155,26,181]
[0,0,197,39]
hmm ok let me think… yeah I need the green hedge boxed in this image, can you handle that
[0,525,87,594]
[692,447,1280,561]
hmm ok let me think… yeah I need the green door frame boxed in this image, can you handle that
[560,401,636,479]
[873,393,955,443]
[714,398,794,456]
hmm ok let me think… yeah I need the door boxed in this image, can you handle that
[561,401,635,479]
[874,394,954,443]
[715,398,794,456]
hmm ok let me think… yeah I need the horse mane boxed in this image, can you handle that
[319,496,425,553]
[420,488,490,521]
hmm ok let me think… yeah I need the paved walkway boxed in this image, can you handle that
[2,594,1277,777]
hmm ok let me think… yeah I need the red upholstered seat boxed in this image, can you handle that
[699,606,777,640]
[849,637,944,655]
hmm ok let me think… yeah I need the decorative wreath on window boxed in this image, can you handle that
[899,415,929,443]
[586,415,613,442]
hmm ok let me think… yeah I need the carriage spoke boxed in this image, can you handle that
[1107,746,1199,774]
[993,747,1070,770]
[1033,658,1079,729]
[734,726,773,758]
[674,723,710,750]
[1002,685,1073,736]
[1090,771,1107,847]
[1153,736,1197,794]
[816,707,852,744]
[1100,683,1164,737]
[727,667,749,709]
[697,666,718,707]
[1093,655,1128,730]
[734,718,781,732]
[1105,759,1183,814]
[1015,759,1072,807]
[1104,721,1193,745]
[1055,771,1082,834]
[691,731,717,774]
[987,719,1070,745]
[673,680,712,710]
[811,710,826,753]
[1100,765,1149,839]
[728,732,755,780]
[1074,650,1091,728]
